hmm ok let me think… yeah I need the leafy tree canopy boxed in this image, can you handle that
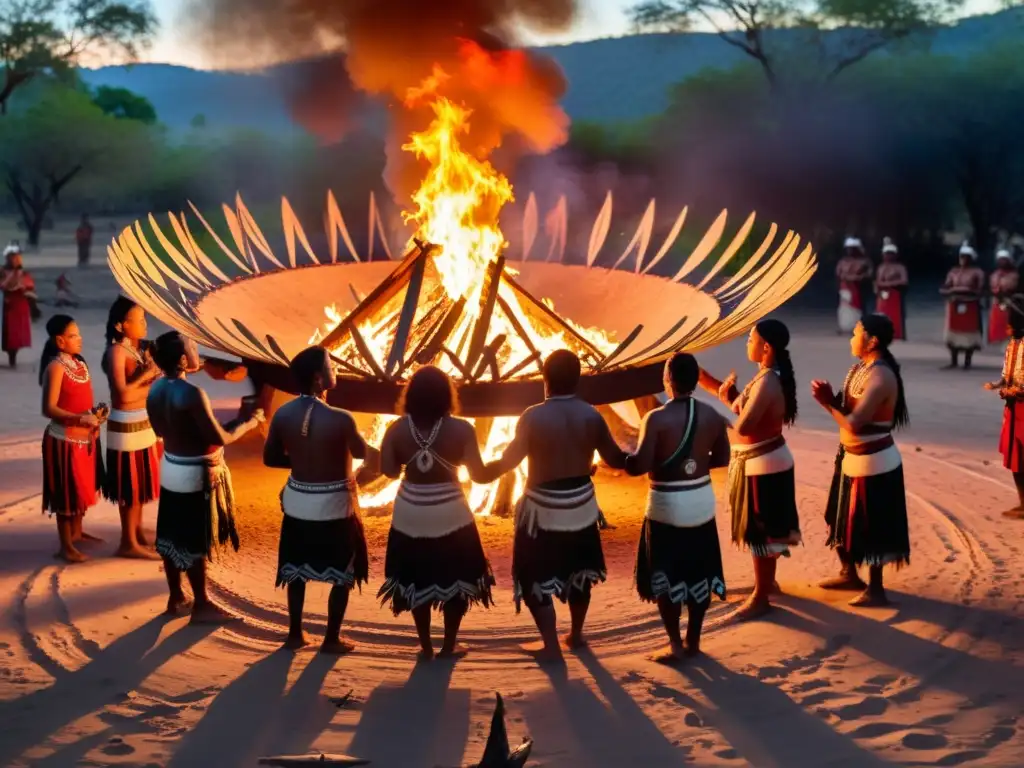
[90,84,156,123]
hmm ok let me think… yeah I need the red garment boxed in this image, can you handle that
[42,359,101,516]
[876,288,905,340]
[990,302,1010,345]
[56,358,94,414]
[840,280,862,310]
[946,299,982,334]
[1,270,33,352]
[75,225,93,245]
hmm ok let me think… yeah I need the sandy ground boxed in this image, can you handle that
[1,249,1023,767]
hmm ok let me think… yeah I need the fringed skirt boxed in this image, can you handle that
[378,483,494,614]
[825,442,910,568]
[512,478,607,612]
[945,299,983,351]
[635,480,727,607]
[728,438,802,558]
[276,477,369,589]
[41,426,103,517]
[155,451,239,571]
[103,408,161,506]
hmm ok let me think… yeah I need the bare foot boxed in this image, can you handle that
[115,545,161,560]
[1001,507,1024,519]
[78,531,104,543]
[520,640,564,664]
[136,529,151,547]
[437,644,470,659]
[849,589,889,608]
[164,595,193,617]
[189,602,240,625]
[417,647,435,662]
[561,633,588,652]
[730,595,772,621]
[320,638,356,655]
[771,580,783,595]
[818,572,867,591]
[283,633,309,650]
[54,547,88,563]
[649,643,687,665]
[682,639,702,658]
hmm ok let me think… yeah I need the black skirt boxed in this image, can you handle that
[735,468,801,557]
[635,518,727,607]
[102,445,161,507]
[512,523,606,612]
[155,487,239,570]
[377,523,495,614]
[277,514,369,589]
[825,447,911,568]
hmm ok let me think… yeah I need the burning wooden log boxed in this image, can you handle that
[384,244,431,376]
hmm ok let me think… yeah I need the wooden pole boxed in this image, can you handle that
[385,245,431,377]
[464,255,506,373]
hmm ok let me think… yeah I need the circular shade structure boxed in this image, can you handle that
[106,191,817,418]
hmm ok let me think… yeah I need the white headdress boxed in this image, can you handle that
[882,237,898,254]
[843,236,863,250]
[959,242,976,259]
[2,240,21,258]
[996,247,1013,262]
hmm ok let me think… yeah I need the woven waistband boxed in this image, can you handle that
[287,476,354,494]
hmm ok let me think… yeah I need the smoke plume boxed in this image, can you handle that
[188,0,578,202]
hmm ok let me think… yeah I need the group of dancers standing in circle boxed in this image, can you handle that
[836,237,1019,370]
[34,290,926,664]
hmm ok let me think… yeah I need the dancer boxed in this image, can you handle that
[836,237,873,334]
[102,296,163,559]
[39,315,108,562]
[941,243,986,369]
[984,295,1024,518]
[147,331,264,621]
[1,242,36,368]
[492,350,628,663]
[988,248,1018,346]
[874,238,908,341]
[699,320,801,619]
[377,366,500,660]
[263,346,372,653]
[629,352,730,661]
[813,313,910,606]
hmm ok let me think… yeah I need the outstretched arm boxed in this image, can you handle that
[625,412,658,477]
[594,414,627,469]
[343,413,379,474]
[189,387,263,447]
[492,414,530,477]
[380,420,403,479]
[460,422,504,485]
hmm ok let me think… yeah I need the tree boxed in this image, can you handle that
[0,0,157,114]
[628,0,960,90]
[0,85,153,244]
[90,84,156,123]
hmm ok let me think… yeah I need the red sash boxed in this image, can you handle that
[989,301,1010,344]
[875,289,904,340]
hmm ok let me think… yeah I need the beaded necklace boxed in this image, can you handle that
[57,353,89,384]
[119,338,144,365]
[407,416,457,473]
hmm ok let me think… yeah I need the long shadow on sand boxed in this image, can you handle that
[667,654,894,767]
[348,658,469,767]
[520,656,686,767]
[261,652,344,757]
[778,595,1024,706]
[166,648,294,768]
[0,617,216,767]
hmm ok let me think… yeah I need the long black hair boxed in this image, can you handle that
[755,318,797,425]
[38,314,84,385]
[153,331,188,377]
[102,295,139,375]
[398,366,459,424]
[861,313,910,430]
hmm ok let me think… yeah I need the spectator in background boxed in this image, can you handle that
[76,214,94,268]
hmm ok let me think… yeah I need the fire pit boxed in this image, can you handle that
[107,95,816,515]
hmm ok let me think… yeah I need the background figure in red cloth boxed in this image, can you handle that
[984,295,1024,520]
[988,249,1018,346]
[1,241,36,368]
[940,242,986,370]
[836,237,873,334]
[39,315,109,562]
[874,237,909,341]
[76,214,94,268]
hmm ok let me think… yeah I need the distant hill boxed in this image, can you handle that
[77,9,1022,133]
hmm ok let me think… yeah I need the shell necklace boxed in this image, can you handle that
[843,361,877,401]
[58,353,89,384]
[408,417,444,473]
[120,338,144,365]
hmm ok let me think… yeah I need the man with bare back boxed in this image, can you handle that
[263,346,375,654]
[147,332,264,623]
[492,349,628,663]
[629,352,731,663]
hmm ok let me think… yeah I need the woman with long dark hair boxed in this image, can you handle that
[39,314,108,562]
[102,296,163,559]
[698,319,801,619]
[377,366,502,660]
[812,313,910,607]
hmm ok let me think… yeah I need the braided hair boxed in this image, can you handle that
[861,313,909,430]
[755,319,797,425]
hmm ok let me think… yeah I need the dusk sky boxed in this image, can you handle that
[143,0,1000,69]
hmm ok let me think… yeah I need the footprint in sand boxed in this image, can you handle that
[714,748,740,760]
[791,679,830,693]
[850,722,903,739]
[101,737,135,757]
[902,732,949,750]
[920,713,956,727]
[983,725,1017,748]
[834,695,889,721]
[683,712,702,728]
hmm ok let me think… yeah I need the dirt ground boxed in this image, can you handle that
[1,243,1023,767]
